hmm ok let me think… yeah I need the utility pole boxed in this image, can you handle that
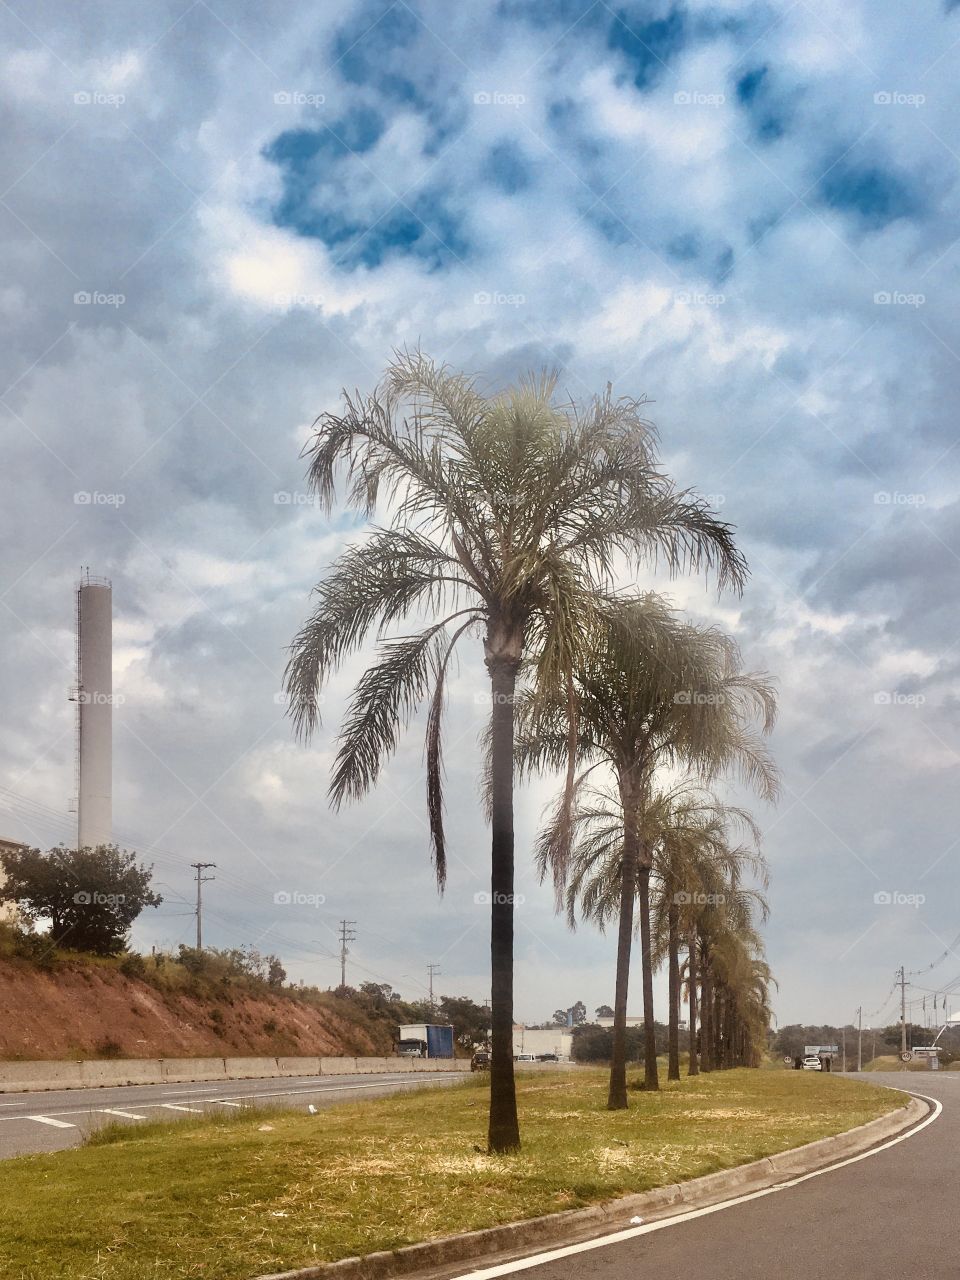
[427,963,441,1007]
[857,1006,862,1072]
[899,965,908,1061]
[338,920,356,989]
[842,1024,847,1073]
[190,862,216,951]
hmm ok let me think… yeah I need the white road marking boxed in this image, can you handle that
[99,1109,147,1120]
[451,1090,944,1279]
[0,1074,461,1122]
[208,1099,242,1106]
[159,1104,204,1113]
[26,1115,76,1129]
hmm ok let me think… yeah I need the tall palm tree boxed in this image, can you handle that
[284,352,744,1152]
[649,789,767,1081]
[523,597,777,1108]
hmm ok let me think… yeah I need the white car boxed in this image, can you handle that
[514,1053,536,1062]
[802,1055,822,1071]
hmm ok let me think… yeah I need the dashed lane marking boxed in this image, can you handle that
[26,1115,76,1129]
[99,1109,147,1120]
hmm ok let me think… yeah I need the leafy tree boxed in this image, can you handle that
[437,994,491,1050]
[284,353,743,1150]
[0,844,161,956]
[595,1004,615,1019]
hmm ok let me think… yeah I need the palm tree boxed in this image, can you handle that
[524,597,777,1108]
[649,789,767,1081]
[284,352,744,1152]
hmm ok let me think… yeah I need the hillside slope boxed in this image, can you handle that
[0,958,382,1061]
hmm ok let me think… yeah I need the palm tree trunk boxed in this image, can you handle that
[667,901,680,1081]
[487,659,520,1153]
[637,860,659,1091]
[607,804,640,1110]
[687,932,699,1076]
[700,947,713,1073]
[713,987,723,1069]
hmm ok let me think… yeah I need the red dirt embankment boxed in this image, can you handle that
[0,959,379,1061]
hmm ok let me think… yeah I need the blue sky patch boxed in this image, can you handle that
[818,159,919,228]
[607,6,687,90]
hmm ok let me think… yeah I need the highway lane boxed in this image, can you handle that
[0,1069,465,1159]
[443,1072,956,1280]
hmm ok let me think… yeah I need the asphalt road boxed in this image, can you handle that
[0,1069,464,1159]
[444,1072,956,1280]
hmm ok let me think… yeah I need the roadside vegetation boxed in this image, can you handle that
[0,1069,901,1280]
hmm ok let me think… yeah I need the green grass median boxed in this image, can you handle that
[0,1069,902,1280]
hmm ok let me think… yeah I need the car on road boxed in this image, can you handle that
[537,1053,559,1062]
[470,1051,490,1071]
[514,1053,536,1062]
[802,1055,823,1071]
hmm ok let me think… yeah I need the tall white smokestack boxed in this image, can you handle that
[75,572,112,851]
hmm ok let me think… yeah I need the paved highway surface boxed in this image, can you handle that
[441,1072,955,1280]
[0,1069,464,1158]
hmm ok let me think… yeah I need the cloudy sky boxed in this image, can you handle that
[2,0,960,1032]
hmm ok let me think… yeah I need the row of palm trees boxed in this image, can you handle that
[285,353,777,1153]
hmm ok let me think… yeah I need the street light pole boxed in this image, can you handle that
[857,1006,862,1072]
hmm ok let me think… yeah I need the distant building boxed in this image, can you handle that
[512,1025,574,1059]
[596,1016,688,1031]
[0,837,26,924]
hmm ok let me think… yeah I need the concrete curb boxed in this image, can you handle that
[252,1094,928,1280]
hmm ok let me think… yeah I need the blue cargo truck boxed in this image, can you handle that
[396,1023,455,1058]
